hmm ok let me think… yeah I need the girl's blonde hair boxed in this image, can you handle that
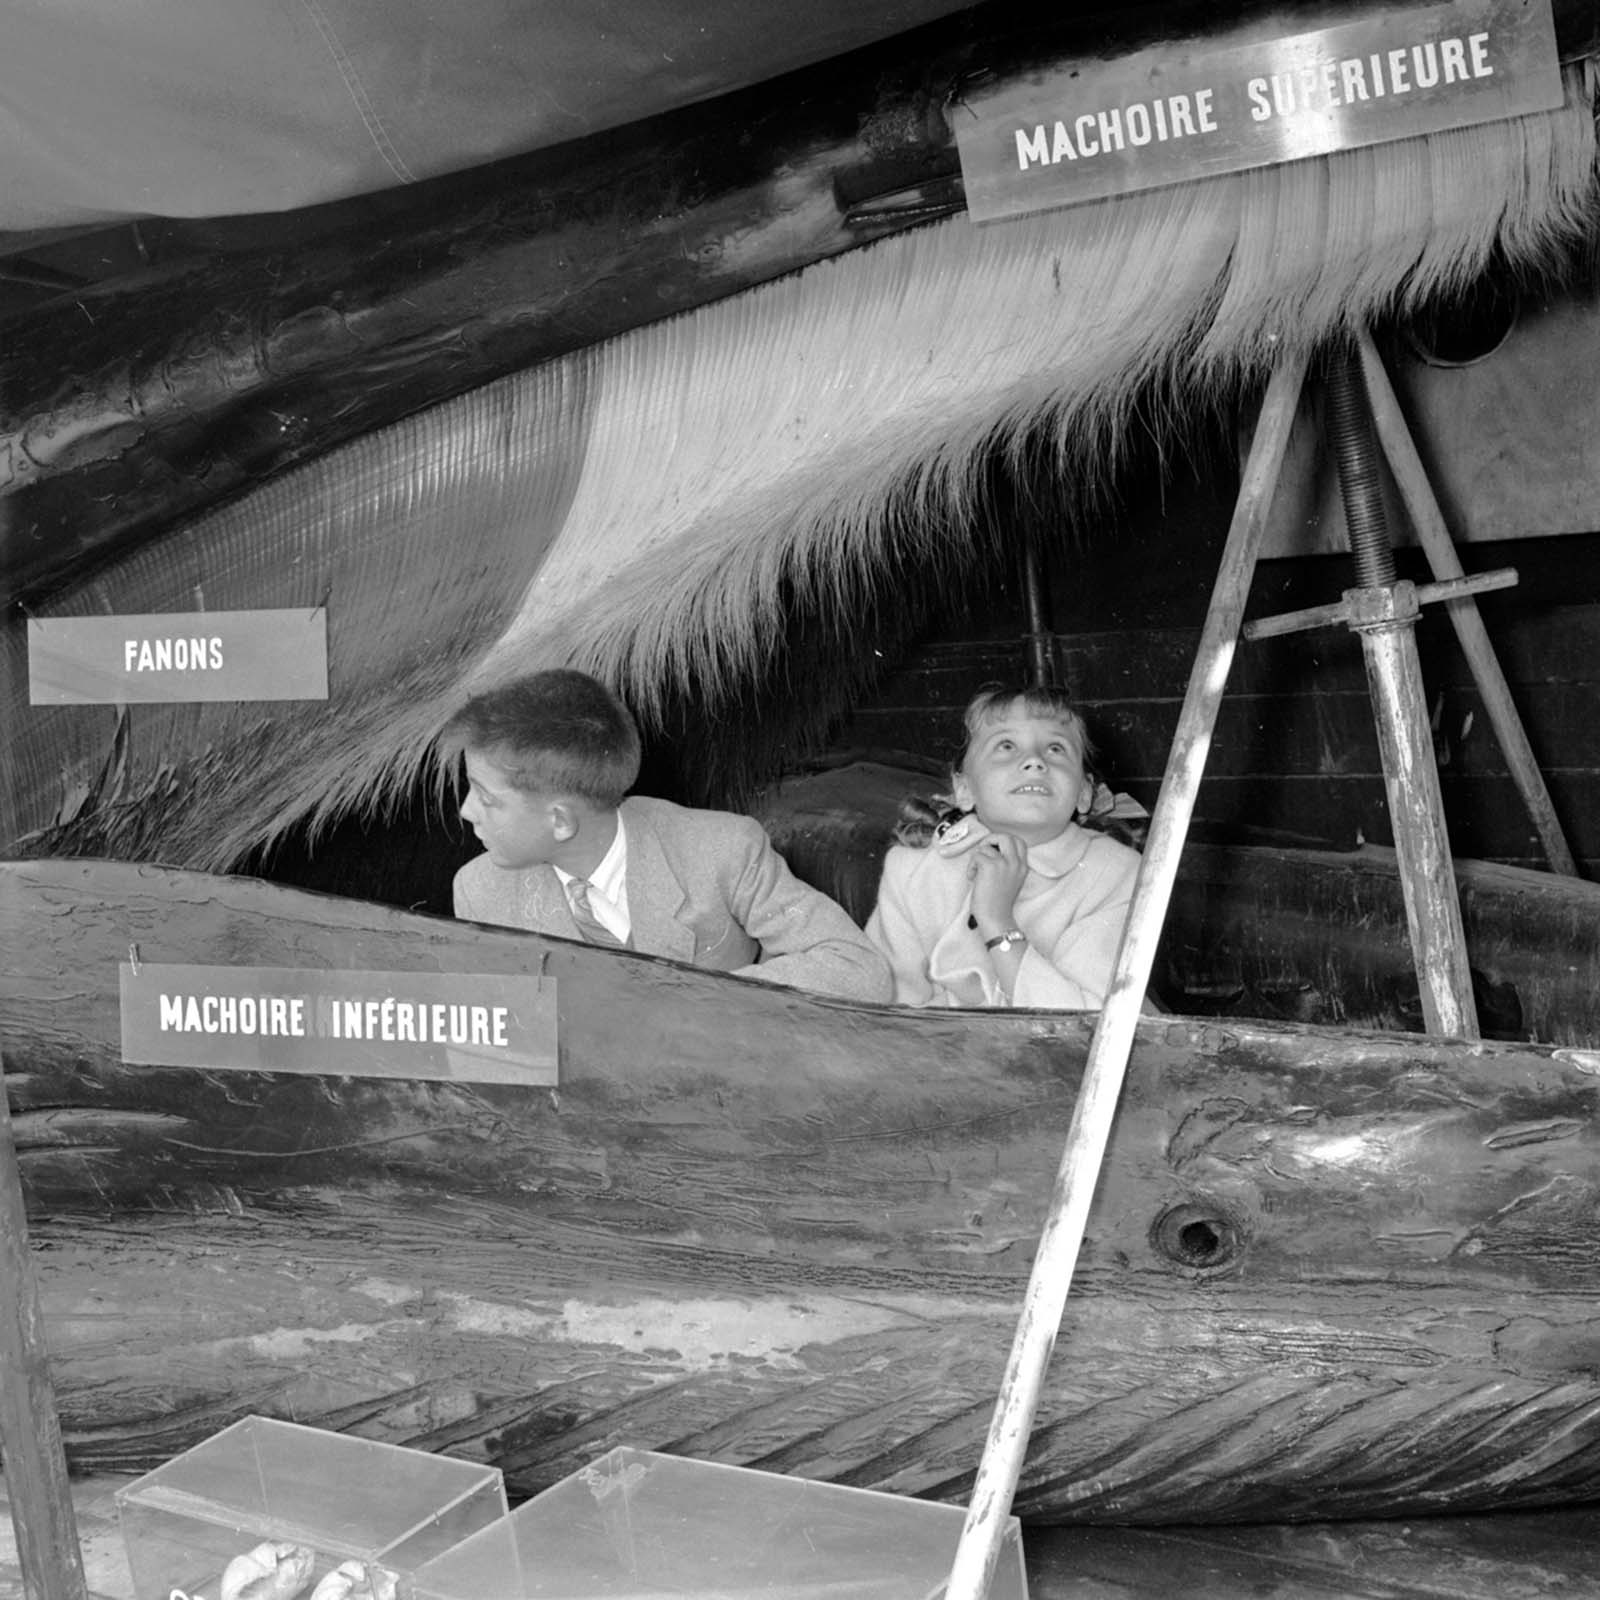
[959,685,1092,768]
[893,684,1097,847]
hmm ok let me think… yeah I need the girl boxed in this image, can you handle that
[865,685,1141,1009]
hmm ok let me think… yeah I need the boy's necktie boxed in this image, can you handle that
[565,878,625,948]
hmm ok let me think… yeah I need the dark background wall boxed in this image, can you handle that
[834,462,1600,877]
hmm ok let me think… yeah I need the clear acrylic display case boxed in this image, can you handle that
[409,1445,1028,1600]
[115,1414,507,1600]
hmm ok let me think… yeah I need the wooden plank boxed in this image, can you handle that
[870,601,1600,705]
[1181,771,1600,861]
[0,1056,88,1600]
[1159,840,1600,1041]
[946,349,1308,1600]
[847,693,1393,782]
[1090,685,1595,786]
[863,627,1372,702]
[809,736,1600,864]
[850,687,1559,784]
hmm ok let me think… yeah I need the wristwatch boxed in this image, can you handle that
[983,928,1028,953]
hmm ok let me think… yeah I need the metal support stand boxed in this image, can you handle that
[946,326,1543,1595]
[1244,344,1480,1039]
[0,1047,90,1600]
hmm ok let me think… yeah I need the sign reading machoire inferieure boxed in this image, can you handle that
[27,608,328,703]
[119,963,558,1085]
[955,0,1561,222]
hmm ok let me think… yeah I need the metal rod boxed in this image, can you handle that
[1018,538,1054,688]
[1355,328,1579,877]
[0,1047,90,1600]
[1241,568,1518,642]
[944,347,1309,1600]
[1324,351,1397,589]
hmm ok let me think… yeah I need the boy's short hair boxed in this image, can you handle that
[442,670,642,808]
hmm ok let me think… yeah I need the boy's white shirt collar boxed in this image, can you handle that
[554,813,631,939]
[932,813,1093,878]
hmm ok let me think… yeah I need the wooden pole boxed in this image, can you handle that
[1354,328,1578,877]
[943,347,1309,1600]
[1325,347,1478,1039]
[1353,591,1480,1038]
[0,1048,89,1600]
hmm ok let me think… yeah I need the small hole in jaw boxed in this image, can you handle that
[1152,1202,1243,1272]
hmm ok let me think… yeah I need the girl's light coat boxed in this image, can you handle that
[866,815,1140,1009]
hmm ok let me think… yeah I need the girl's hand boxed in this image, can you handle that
[967,830,1028,931]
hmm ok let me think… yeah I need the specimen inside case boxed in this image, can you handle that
[115,1415,507,1600]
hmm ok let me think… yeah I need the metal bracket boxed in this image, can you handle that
[1241,567,1519,643]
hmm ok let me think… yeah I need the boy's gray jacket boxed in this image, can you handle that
[453,795,891,1002]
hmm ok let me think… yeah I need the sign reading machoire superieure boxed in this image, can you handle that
[27,608,328,703]
[954,0,1562,222]
[120,963,558,1085]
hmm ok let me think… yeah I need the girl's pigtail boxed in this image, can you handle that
[1078,767,1150,850]
[893,792,966,849]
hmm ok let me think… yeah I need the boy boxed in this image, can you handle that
[445,670,892,1001]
